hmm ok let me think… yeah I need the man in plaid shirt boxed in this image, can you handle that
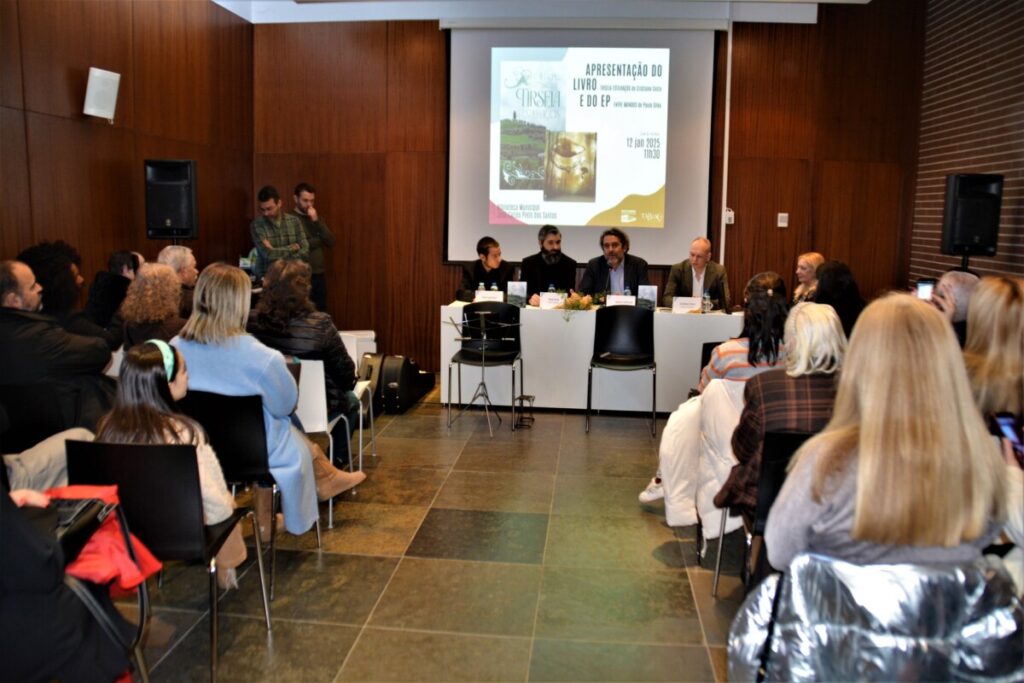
[250,185,309,280]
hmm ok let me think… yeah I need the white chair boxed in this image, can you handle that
[294,359,377,529]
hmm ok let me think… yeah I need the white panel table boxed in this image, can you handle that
[440,303,743,413]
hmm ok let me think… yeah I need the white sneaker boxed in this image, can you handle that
[638,478,664,503]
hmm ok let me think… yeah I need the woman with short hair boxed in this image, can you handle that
[792,252,825,304]
[121,263,186,346]
[173,263,362,539]
[766,294,1006,569]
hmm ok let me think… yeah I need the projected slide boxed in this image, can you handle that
[490,47,670,229]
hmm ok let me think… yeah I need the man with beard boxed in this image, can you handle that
[520,225,578,305]
[578,228,650,296]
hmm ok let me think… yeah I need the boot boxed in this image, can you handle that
[311,445,366,501]
[253,486,277,544]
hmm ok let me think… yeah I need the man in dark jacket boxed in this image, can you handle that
[456,236,516,302]
[0,260,114,429]
[520,225,578,305]
[578,228,650,296]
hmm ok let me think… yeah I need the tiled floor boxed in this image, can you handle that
[133,389,749,682]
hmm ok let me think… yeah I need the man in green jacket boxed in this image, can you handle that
[250,185,308,281]
[291,182,335,311]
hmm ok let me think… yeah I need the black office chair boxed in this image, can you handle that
[712,430,812,597]
[0,383,70,453]
[65,440,271,682]
[177,391,321,601]
[586,306,656,436]
[447,302,523,436]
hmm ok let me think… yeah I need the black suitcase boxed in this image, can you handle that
[380,355,436,414]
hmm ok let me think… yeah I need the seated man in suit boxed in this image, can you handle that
[520,225,578,306]
[578,228,650,296]
[456,236,516,302]
[663,237,731,310]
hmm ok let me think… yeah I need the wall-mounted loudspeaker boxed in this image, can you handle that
[941,173,1003,257]
[83,67,120,122]
[145,160,197,240]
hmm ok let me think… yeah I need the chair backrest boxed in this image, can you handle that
[700,341,724,377]
[753,431,812,535]
[176,391,273,485]
[65,440,207,561]
[460,302,521,355]
[0,383,69,453]
[593,305,654,358]
[294,359,329,432]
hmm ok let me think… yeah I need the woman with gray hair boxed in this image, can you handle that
[713,302,847,522]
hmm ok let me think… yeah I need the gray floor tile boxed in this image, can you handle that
[406,508,549,564]
[529,639,715,682]
[433,469,555,514]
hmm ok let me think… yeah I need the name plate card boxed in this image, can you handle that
[474,290,504,303]
[606,294,637,307]
[539,292,566,309]
[672,296,701,313]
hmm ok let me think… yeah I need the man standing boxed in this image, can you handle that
[520,225,578,306]
[663,237,731,310]
[0,260,114,429]
[250,185,309,281]
[578,228,650,296]
[157,245,199,318]
[456,236,516,302]
[290,183,336,311]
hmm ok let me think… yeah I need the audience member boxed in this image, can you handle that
[250,185,309,281]
[714,302,845,522]
[290,182,335,312]
[813,260,865,338]
[578,228,650,296]
[0,260,114,429]
[17,240,119,349]
[157,245,199,318]
[248,260,359,464]
[172,263,361,540]
[963,275,1023,418]
[1,403,92,492]
[765,294,1006,569]
[456,236,516,301]
[792,251,825,304]
[641,272,789,516]
[663,237,731,310]
[81,250,139,331]
[520,225,578,305]
[932,269,980,346]
[95,340,245,589]
[2,488,131,682]
[121,263,187,347]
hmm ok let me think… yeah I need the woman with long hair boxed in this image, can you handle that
[95,339,245,588]
[766,294,1006,568]
[963,276,1024,418]
[121,262,186,346]
[792,252,825,304]
[172,263,362,539]
[248,260,358,462]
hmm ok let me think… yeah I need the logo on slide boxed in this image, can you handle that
[620,210,637,224]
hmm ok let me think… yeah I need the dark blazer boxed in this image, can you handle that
[663,260,731,310]
[578,253,650,295]
[456,261,516,302]
[519,252,578,297]
[248,310,357,415]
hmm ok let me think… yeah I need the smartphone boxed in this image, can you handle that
[915,278,936,300]
[991,412,1024,468]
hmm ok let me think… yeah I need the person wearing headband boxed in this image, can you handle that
[95,339,246,589]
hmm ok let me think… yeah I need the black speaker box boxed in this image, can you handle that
[941,173,1003,257]
[145,159,197,240]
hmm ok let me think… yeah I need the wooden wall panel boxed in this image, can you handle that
[813,161,905,298]
[254,22,388,154]
[1,107,33,257]
[387,22,448,153]
[1,0,23,109]
[25,112,137,273]
[725,158,811,298]
[18,0,134,127]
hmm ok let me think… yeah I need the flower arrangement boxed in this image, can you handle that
[557,292,594,310]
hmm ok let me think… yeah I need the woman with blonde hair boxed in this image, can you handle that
[121,262,186,346]
[766,294,1006,568]
[793,252,825,304]
[963,275,1024,418]
[172,263,361,539]
[714,302,846,522]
